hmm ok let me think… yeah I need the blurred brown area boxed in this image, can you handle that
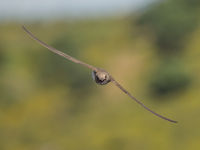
[0,0,200,150]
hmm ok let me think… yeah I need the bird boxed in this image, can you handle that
[22,26,177,123]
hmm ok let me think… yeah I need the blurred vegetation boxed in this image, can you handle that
[135,0,200,95]
[137,0,200,53]
[0,1,200,150]
[150,57,191,96]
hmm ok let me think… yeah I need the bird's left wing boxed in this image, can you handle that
[110,76,178,123]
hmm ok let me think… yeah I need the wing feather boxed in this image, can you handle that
[110,76,177,123]
[22,26,98,72]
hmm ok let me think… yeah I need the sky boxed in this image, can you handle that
[0,0,153,20]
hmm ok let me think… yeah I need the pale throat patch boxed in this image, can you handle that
[96,72,107,80]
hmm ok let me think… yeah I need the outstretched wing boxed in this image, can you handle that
[22,26,98,72]
[110,76,177,123]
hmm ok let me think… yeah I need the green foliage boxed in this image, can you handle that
[0,44,5,67]
[137,0,200,53]
[135,0,197,95]
[150,58,191,96]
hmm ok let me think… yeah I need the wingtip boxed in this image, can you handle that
[172,120,178,124]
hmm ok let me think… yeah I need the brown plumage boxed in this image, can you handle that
[22,26,177,123]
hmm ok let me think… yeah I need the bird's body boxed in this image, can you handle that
[22,26,177,124]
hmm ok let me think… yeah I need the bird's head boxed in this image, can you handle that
[92,70,111,85]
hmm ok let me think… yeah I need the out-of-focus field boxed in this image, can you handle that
[0,17,200,150]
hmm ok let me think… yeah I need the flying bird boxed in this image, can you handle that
[22,26,177,123]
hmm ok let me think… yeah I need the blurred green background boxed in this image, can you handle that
[1,0,200,150]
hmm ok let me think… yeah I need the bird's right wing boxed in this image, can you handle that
[22,26,98,72]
